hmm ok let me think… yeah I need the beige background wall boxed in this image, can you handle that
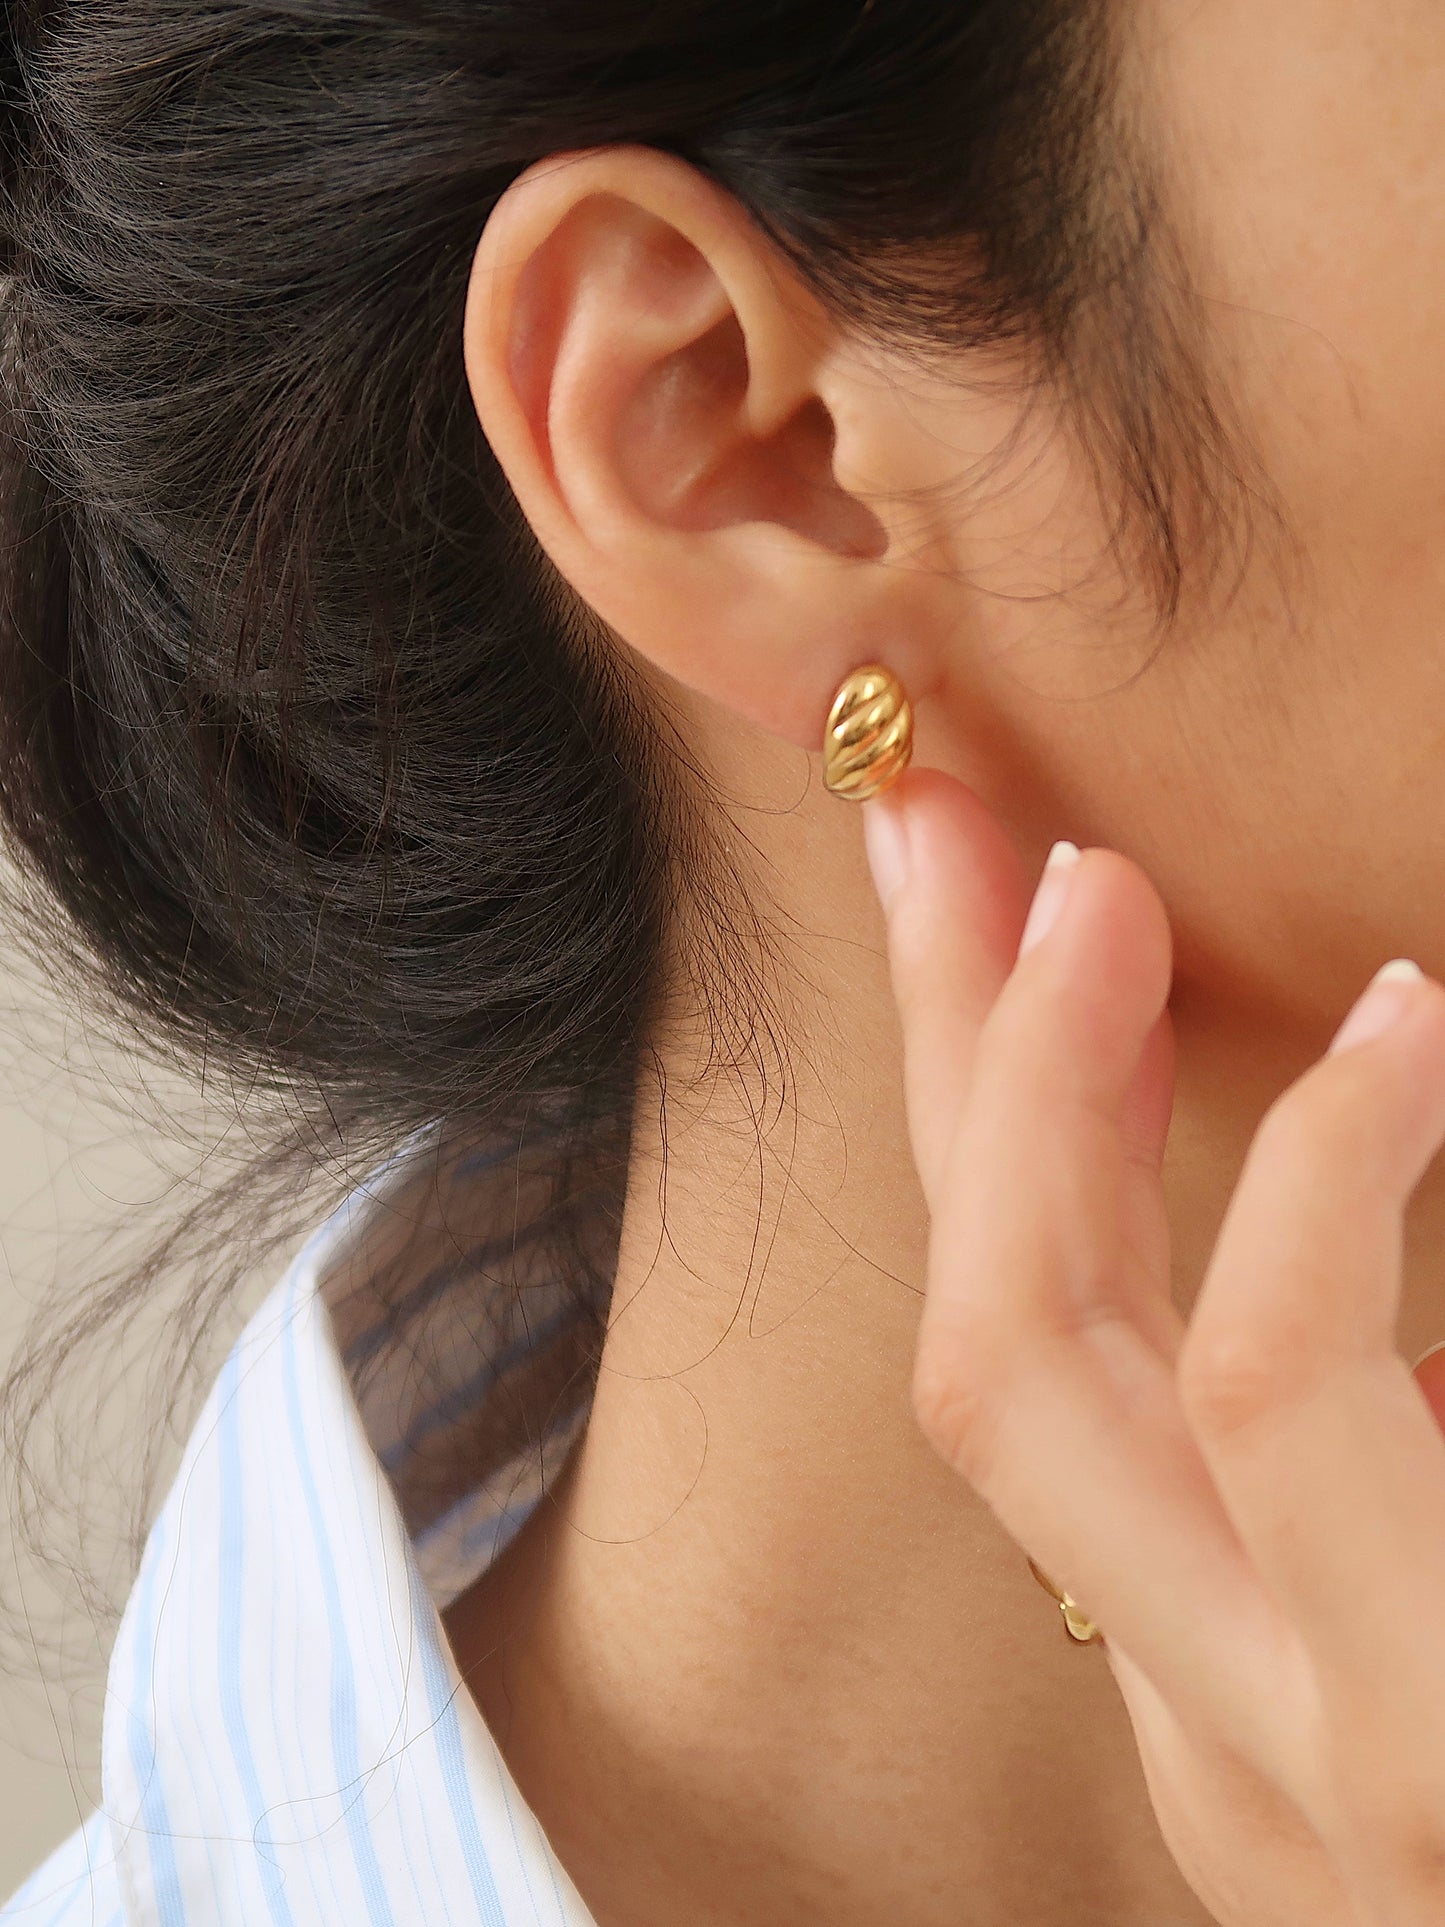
[0,926,279,1898]
[0,984,132,1893]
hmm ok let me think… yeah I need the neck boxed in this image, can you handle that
[445,721,1445,1927]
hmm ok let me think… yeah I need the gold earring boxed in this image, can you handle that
[822,663,914,802]
[1027,1556,1104,1646]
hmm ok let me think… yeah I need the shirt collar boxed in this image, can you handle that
[101,1137,601,1926]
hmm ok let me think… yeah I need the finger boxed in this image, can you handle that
[1123,1004,1177,1177]
[940,844,1183,1354]
[864,769,1035,1201]
[1178,963,1445,1711]
[909,846,1302,1761]
[867,775,1177,1209]
[1106,1642,1344,1919]
[1413,1343,1445,1435]
[1115,1010,1182,1361]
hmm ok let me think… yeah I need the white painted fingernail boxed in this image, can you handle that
[1327,958,1424,1057]
[1019,841,1081,958]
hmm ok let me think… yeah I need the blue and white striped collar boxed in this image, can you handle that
[6,1139,603,1925]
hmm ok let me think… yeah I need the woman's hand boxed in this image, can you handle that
[864,767,1445,1927]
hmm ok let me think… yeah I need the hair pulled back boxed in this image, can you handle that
[0,2,1254,1601]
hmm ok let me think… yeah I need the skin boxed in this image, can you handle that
[443,4,1445,1921]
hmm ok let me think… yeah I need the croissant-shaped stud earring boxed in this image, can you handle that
[822,663,914,802]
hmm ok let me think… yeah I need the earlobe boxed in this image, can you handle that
[460,145,939,755]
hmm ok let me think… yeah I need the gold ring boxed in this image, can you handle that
[1027,1556,1105,1645]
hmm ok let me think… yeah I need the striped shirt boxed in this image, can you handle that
[2,1131,605,1925]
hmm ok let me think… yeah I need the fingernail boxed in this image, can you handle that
[1412,1337,1445,1371]
[1019,841,1082,958]
[1327,958,1425,1057]
[863,796,911,912]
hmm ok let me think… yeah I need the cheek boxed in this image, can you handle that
[1136,0,1445,646]
[1114,6,1445,1011]
[1235,291,1445,615]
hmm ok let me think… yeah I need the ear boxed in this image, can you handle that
[461,144,945,752]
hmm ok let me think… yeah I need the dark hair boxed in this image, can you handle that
[0,0,1264,1633]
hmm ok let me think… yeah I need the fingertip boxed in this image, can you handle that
[1065,845,1176,1013]
[987,843,1177,1125]
[862,769,1037,955]
[899,771,1036,932]
[1017,839,1083,958]
[1326,959,1426,1058]
[862,788,911,914]
[1410,1341,1445,1438]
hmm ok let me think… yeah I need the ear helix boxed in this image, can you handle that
[821,663,914,802]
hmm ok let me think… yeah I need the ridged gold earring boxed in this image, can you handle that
[822,663,914,802]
